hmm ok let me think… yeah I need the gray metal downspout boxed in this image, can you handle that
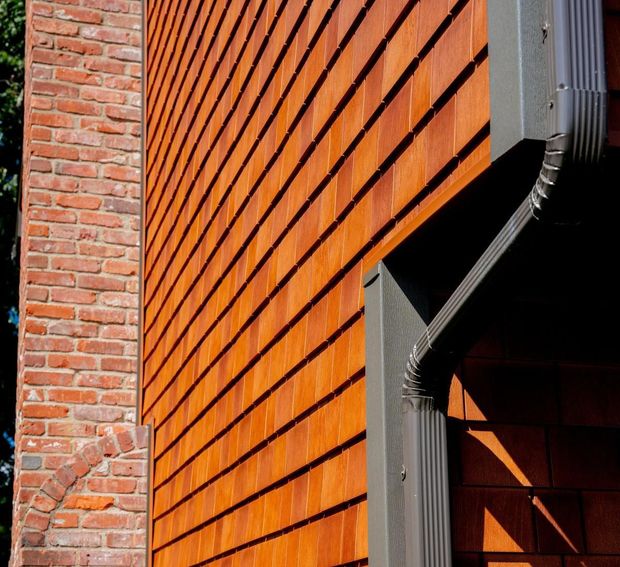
[401,2,607,566]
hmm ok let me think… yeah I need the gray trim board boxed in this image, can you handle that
[363,262,428,567]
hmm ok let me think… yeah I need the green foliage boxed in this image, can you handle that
[0,0,24,560]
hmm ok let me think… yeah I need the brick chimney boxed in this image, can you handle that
[11,0,146,564]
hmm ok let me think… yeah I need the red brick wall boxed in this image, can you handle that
[12,0,145,564]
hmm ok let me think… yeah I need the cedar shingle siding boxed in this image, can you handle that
[144,0,489,563]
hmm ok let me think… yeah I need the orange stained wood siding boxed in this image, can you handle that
[143,0,491,564]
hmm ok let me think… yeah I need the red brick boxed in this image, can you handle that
[118,494,146,512]
[57,36,103,55]
[21,550,76,565]
[48,531,101,547]
[51,511,79,528]
[25,320,48,335]
[32,16,79,36]
[87,477,137,493]
[48,388,98,404]
[78,274,125,291]
[56,193,102,211]
[103,260,138,275]
[32,112,74,128]
[48,353,97,370]
[51,256,101,273]
[24,370,73,386]
[24,336,74,352]
[57,68,103,87]
[54,5,103,23]
[32,80,79,98]
[48,422,96,437]
[32,493,57,513]
[30,157,52,172]
[24,510,50,531]
[30,238,76,254]
[56,161,98,178]
[74,405,125,422]
[57,99,101,116]
[21,437,72,453]
[48,321,98,337]
[50,288,97,304]
[82,512,134,528]
[80,210,125,227]
[116,430,135,452]
[100,357,134,372]
[105,105,141,122]
[77,374,123,389]
[83,86,126,104]
[134,426,148,449]
[76,551,132,566]
[21,530,45,547]
[55,464,78,488]
[111,460,145,477]
[23,404,69,419]
[41,478,67,501]
[103,164,140,182]
[26,271,76,289]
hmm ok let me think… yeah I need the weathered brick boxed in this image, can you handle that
[40,479,67,501]
[50,511,79,528]
[22,456,43,470]
[54,5,103,24]
[21,549,76,565]
[48,531,101,547]
[56,36,103,55]
[82,512,134,528]
[77,550,132,566]
[24,510,50,531]
[87,477,136,494]
[21,530,45,547]
[32,494,57,514]
[98,435,121,457]
[73,406,125,422]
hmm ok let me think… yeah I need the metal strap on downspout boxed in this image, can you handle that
[400,2,607,566]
